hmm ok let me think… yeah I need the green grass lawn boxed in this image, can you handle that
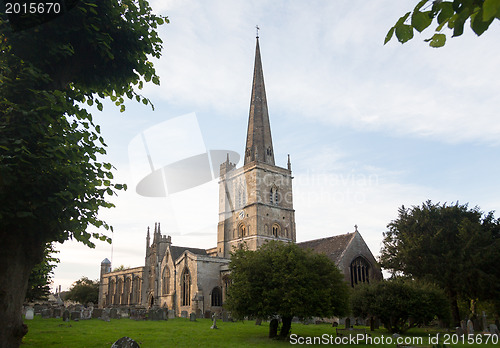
[22,317,498,347]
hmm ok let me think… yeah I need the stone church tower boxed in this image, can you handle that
[217,38,296,258]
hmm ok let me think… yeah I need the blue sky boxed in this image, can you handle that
[52,0,500,290]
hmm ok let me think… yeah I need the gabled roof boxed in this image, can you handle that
[297,232,356,264]
[169,245,207,262]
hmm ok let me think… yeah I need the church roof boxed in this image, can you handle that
[296,232,356,264]
[244,37,275,166]
[169,245,207,262]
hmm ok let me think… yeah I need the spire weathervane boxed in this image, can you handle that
[256,25,260,38]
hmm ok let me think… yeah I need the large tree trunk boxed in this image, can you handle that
[0,233,43,348]
[279,316,292,340]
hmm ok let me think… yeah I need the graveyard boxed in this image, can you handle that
[22,314,500,348]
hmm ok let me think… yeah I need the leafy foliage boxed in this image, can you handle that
[25,243,59,302]
[385,0,500,47]
[65,277,99,305]
[351,279,450,333]
[226,241,349,339]
[380,201,500,324]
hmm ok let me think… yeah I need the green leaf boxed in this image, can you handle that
[428,33,446,47]
[412,10,432,32]
[483,0,500,21]
[471,10,493,36]
[86,99,94,106]
[395,24,414,43]
[120,104,126,112]
[437,2,454,24]
[97,102,103,111]
[384,27,395,44]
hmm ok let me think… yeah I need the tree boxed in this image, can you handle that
[226,241,350,340]
[65,277,99,305]
[351,279,450,333]
[380,201,500,326]
[385,0,500,47]
[25,244,59,302]
[0,1,165,346]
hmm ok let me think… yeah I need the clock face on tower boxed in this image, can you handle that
[238,210,245,220]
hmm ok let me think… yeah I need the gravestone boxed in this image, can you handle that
[81,308,92,320]
[62,309,70,322]
[345,317,351,329]
[190,313,196,322]
[210,312,218,329]
[456,327,465,337]
[222,311,229,322]
[481,312,487,332]
[111,336,140,348]
[53,308,62,318]
[148,308,159,321]
[181,310,188,318]
[92,308,103,319]
[269,319,278,338]
[41,309,52,319]
[25,308,34,320]
[110,308,119,319]
[489,324,499,336]
[467,319,474,335]
[255,318,262,326]
[168,310,175,319]
[70,311,81,321]
[101,309,111,322]
[204,310,211,319]
[460,320,467,332]
[33,304,42,315]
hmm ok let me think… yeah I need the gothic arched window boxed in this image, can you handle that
[272,223,281,237]
[211,286,222,307]
[181,267,191,306]
[350,257,370,287]
[162,267,170,295]
[238,224,246,238]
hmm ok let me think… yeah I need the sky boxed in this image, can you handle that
[52,0,500,291]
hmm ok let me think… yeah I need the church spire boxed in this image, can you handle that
[244,36,275,166]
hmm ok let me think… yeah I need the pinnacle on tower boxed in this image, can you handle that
[244,37,275,166]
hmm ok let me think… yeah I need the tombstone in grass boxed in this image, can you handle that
[222,311,229,322]
[190,312,196,322]
[25,307,34,320]
[255,318,262,326]
[81,308,92,320]
[92,308,103,319]
[467,319,474,335]
[53,307,62,318]
[210,312,218,329]
[455,327,465,337]
[345,317,351,329]
[204,310,211,319]
[490,324,499,336]
[62,309,70,322]
[71,311,81,321]
[168,310,175,319]
[269,319,279,338]
[460,320,467,332]
[181,310,188,318]
[101,309,111,322]
[110,308,119,319]
[482,312,488,332]
[111,336,140,348]
[41,308,52,319]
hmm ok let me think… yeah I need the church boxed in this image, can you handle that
[97,37,382,315]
